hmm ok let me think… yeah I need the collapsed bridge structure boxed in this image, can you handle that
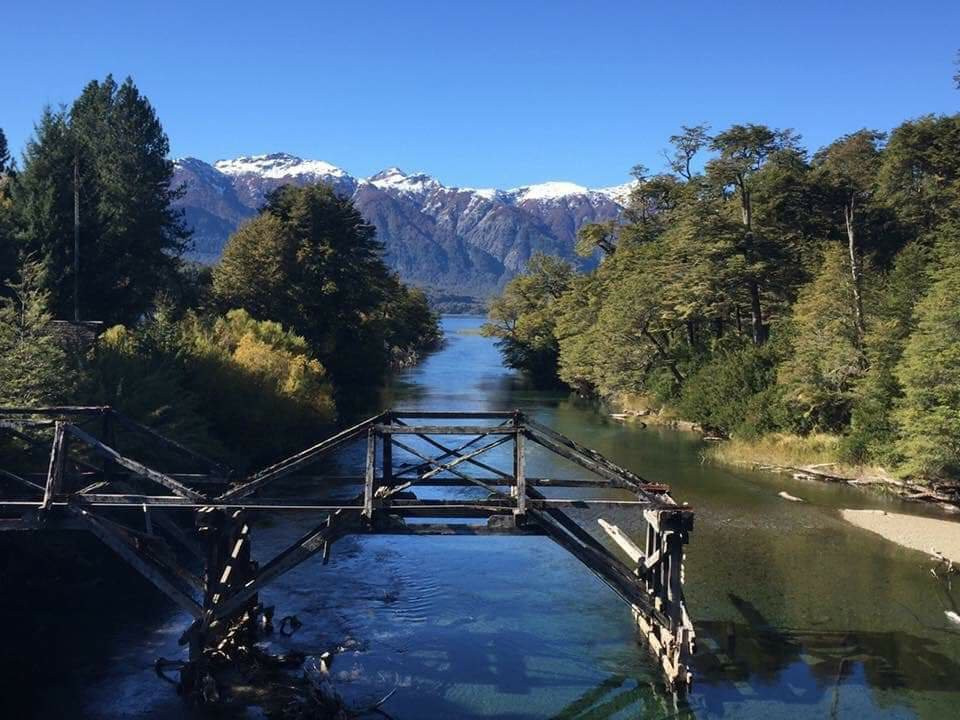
[0,407,696,697]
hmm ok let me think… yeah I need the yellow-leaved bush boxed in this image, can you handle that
[89,308,336,469]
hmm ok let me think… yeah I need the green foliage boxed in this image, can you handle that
[86,308,337,468]
[0,128,9,174]
[482,253,573,385]
[677,342,782,437]
[488,113,960,482]
[778,245,867,433]
[841,242,931,464]
[892,223,960,479]
[13,76,188,324]
[0,259,77,405]
[213,184,438,391]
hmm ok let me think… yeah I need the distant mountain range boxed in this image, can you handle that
[172,153,634,303]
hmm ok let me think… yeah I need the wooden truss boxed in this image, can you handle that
[0,407,696,692]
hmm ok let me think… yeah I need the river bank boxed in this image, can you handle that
[610,392,960,513]
[841,509,960,564]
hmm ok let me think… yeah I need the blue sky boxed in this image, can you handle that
[2,1,958,188]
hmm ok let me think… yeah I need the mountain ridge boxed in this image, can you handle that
[173,152,634,301]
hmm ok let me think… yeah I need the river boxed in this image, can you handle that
[8,315,960,719]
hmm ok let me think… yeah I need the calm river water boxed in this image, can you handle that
[8,315,960,719]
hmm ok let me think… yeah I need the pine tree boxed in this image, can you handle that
[14,76,188,324]
[893,222,960,479]
[0,259,76,405]
[0,127,10,174]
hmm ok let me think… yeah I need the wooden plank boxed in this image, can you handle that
[363,428,376,519]
[531,509,666,625]
[390,410,516,419]
[0,406,109,416]
[420,434,513,481]
[367,522,544,536]
[525,427,675,507]
[64,424,206,502]
[375,425,516,436]
[109,410,231,477]
[598,518,644,564]
[0,468,46,495]
[218,412,386,501]
[395,425,514,480]
[213,510,356,620]
[41,422,67,510]
[514,428,526,515]
[388,437,512,500]
[71,506,202,617]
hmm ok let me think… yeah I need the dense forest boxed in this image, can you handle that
[484,114,960,484]
[0,75,439,468]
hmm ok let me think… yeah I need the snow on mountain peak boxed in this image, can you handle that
[367,167,441,196]
[214,153,347,180]
[511,181,591,203]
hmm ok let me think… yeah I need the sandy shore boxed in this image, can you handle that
[841,509,960,562]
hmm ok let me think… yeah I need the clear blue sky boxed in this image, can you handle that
[2,1,958,188]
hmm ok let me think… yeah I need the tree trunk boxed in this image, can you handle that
[686,321,696,347]
[714,316,724,339]
[748,280,765,345]
[641,328,684,385]
[845,201,866,343]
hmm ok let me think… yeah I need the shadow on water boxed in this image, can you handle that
[692,594,960,716]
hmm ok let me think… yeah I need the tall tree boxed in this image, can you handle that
[877,114,960,235]
[707,124,803,344]
[893,223,960,478]
[14,76,188,324]
[213,183,436,389]
[812,130,885,342]
[0,127,9,174]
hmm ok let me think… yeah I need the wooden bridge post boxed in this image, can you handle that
[363,428,377,520]
[513,414,526,517]
[41,421,67,512]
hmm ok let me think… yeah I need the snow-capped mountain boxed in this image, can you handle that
[173,153,635,300]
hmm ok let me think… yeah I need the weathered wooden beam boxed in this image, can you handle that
[64,424,206,502]
[41,422,67,511]
[109,410,231,477]
[598,518,644,564]
[375,425,516,436]
[388,437,512,500]
[363,428,376,519]
[213,510,356,620]
[514,426,526,516]
[367,521,545,535]
[71,506,202,617]
[391,419,514,480]
[390,410,516,419]
[0,468,45,495]
[0,406,109,417]
[219,413,386,501]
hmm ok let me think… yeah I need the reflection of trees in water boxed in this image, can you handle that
[693,594,960,713]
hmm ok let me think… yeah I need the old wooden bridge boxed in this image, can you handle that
[0,406,695,699]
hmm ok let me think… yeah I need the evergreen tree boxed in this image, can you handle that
[213,183,437,389]
[14,76,188,324]
[0,259,76,405]
[0,127,9,174]
[893,223,960,478]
